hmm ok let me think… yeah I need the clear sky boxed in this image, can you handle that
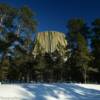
[0,0,100,33]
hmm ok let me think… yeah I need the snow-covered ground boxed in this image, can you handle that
[0,83,100,100]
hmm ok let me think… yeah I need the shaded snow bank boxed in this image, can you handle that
[0,83,100,100]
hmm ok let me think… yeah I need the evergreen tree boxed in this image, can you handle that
[91,19,100,82]
[67,19,91,83]
[0,4,37,81]
[76,33,91,83]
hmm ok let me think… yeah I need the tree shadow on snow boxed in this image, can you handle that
[21,83,100,100]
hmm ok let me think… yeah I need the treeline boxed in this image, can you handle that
[0,4,100,83]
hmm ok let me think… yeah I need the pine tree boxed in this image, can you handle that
[67,19,91,83]
[76,33,91,83]
[91,19,100,82]
[0,4,37,81]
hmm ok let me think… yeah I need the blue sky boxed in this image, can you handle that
[0,0,100,33]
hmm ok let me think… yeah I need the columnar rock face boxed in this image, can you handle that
[32,31,67,56]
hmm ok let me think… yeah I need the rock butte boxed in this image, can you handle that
[32,31,67,57]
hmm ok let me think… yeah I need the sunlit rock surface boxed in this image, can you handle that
[32,31,67,56]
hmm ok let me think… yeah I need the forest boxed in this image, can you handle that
[0,4,100,83]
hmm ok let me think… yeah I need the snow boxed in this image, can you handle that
[0,83,100,100]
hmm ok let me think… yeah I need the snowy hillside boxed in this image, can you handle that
[0,83,100,100]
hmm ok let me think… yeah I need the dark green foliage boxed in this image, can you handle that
[91,19,100,82]
[0,3,100,83]
[0,4,37,82]
[67,19,91,83]
[18,6,37,34]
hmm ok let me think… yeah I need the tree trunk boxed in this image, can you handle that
[83,66,87,83]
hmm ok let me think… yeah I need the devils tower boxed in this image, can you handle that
[32,31,67,56]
